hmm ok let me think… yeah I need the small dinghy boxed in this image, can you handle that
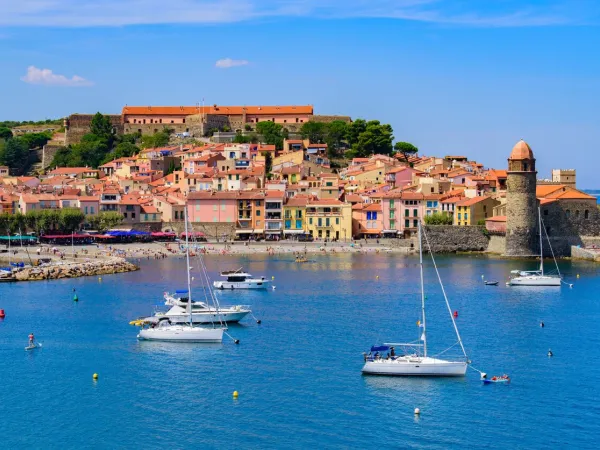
[482,374,510,384]
[484,281,499,286]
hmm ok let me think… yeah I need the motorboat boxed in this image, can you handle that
[154,290,251,324]
[362,223,468,377]
[213,268,269,290]
[508,208,562,287]
[0,269,16,282]
[484,280,499,286]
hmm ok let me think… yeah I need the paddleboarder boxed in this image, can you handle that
[28,332,35,347]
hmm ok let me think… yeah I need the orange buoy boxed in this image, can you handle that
[0,309,5,318]
[453,311,458,318]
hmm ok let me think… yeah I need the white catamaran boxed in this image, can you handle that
[136,209,225,343]
[362,223,468,377]
[508,208,562,287]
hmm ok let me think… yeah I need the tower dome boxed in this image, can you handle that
[509,140,534,160]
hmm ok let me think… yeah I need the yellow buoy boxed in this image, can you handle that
[577,274,580,278]
[376,275,379,279]
[98,277,102,282]
[414,408,420,415]
[233,390,239,398]
[271,276,275,280]
[93,373,99,380]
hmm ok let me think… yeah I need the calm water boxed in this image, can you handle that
[1,253,599,449]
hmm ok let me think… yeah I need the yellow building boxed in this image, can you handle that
[455,196,500,226]
[305,199,352,241]
[283,197,308,237]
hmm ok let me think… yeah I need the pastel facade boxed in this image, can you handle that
[305,199,352,241]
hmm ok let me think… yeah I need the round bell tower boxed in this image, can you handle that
[506,139,538,256]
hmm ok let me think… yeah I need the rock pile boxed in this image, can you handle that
[14,258,139,281]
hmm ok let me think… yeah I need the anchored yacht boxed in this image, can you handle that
[154,290,251,324]
[213,268,269,290]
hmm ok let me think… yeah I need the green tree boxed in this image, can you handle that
[50,146,72,167]
[346,119,367,146]
[165,160,176,176]
[0,127,12,140]
[233,131,251,144]
[394,141,418,164]
[424,212,454,225]
[140,130,170,149]
[102,142,139,164]
[90,112,114,145]
[99,211,124,231]
[244,124,253,131]
[59,208,85,232]
[19,132,52,149]
[324,120,348,157]
[0,213,14,234]
[351,120,394,157]
[256,121,284,150]
[300,121,327,143]
[262,151,273,174]
[0,138,29,171]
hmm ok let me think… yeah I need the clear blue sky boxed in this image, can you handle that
[1,1,599,186]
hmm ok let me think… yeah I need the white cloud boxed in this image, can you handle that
[20,66,94,87]
[215,58,249,69]
[0,0,590,28]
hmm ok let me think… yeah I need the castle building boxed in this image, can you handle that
[505,140,539,256]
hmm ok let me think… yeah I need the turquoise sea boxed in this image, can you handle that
[1,253,599,449]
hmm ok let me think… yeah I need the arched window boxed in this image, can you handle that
[585,209,589,219]
[566,209,570,218]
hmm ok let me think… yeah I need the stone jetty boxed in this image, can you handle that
[13,258,139,282]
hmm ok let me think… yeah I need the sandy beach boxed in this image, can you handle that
[2,239,413,264]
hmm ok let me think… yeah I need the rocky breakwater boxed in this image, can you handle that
[14,257,139,282]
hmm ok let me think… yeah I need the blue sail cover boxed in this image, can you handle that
[175,290,188,294]
[370,345,390,352]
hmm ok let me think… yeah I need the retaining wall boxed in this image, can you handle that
[423,225,489,252]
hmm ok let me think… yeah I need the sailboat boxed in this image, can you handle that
[508,208,562,286]
[361,223,468,376]
[136,208,225,343]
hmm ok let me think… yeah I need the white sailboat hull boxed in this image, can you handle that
[138,325,223,343]
[362,357,467,376]
[509,276,561,286]
[160,310,249,324]
[213,280,269,290]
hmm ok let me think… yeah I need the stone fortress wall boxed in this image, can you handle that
[65,114,123,146]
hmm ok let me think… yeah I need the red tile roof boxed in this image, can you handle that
[122,105,313,116]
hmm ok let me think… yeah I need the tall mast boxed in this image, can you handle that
[538,207,544,275]
[184,206,193,326]
[418,223,427,358]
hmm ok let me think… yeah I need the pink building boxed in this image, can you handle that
[381,192,425,236]
[186,191,237,223]
[352,203,383,238]
[385,166,421,189]
[79,196,100,216]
